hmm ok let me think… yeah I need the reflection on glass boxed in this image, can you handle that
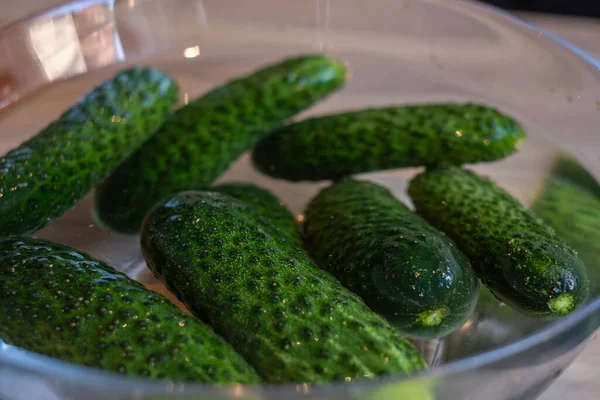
[29,15,86,80]
[116,0,207,57]
[28,3,124,80]
[0,72,17,109]
[183,45,200,58]
[0,1,122,110]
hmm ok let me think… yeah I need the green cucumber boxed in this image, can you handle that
[0,67,179,236]
[95,55,347,234]
[548,156,600,198]
[212,183,299,243]
[0,237,259,383]
[477,156,600,308]
[304,179,479,339]
[408,167,589,318]
[252,103,525,181]
[141,191,428,384]
[532,175,600,298]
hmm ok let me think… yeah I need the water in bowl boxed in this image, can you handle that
[1,23,599,369]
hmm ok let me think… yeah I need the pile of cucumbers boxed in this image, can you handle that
[0,54,591,385]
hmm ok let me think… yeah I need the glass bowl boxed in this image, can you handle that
[1,0,600,399]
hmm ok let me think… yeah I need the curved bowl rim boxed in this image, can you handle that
[1,0,599,395]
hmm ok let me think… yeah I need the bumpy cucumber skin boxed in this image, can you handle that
[533,177,600,298]
[408,167,589,318]
[0,237,259,383]
[470,156,600,318]
[304,179,479,339]
[251,103,525,181]
[141,191,428,384]
[95,55,347,234]
[0,67,179,236]
[212,183,300,243]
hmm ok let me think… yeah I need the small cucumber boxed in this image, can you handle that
[252,103,525,181]
[548,156,600,199]
[141,191,428,384]
[408,167,589,318]
[0,67,179,236]
[532,163,600,297]
[0,237,259,383]
[212,183,300,243]
[304,179,479,339]
[95,55,347,234]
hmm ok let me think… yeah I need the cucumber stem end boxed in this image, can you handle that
[416,307,449,327]
[548,293,575,316]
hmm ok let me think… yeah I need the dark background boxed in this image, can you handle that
[479,0,600,17]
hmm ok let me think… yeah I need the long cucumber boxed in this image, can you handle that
[95,55,346,233]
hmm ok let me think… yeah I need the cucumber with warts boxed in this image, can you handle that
[141,191,428,383]
[96,55,346,233]
[408,167,588,318]
[304,179,479,339]
[0,237,259,383]
[0,67,179,236]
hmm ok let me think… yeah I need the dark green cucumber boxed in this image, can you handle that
[533,175,600,298]
[0,67,179,236]
[95,55,346,234]
[251,103,525,181]
[408,167,589,318]
[0,237,259,383]
[141,191,428,384]
[212,183,300,243]
[462,155,600,327]
[304,179,479,339]
[548,156,600,199]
